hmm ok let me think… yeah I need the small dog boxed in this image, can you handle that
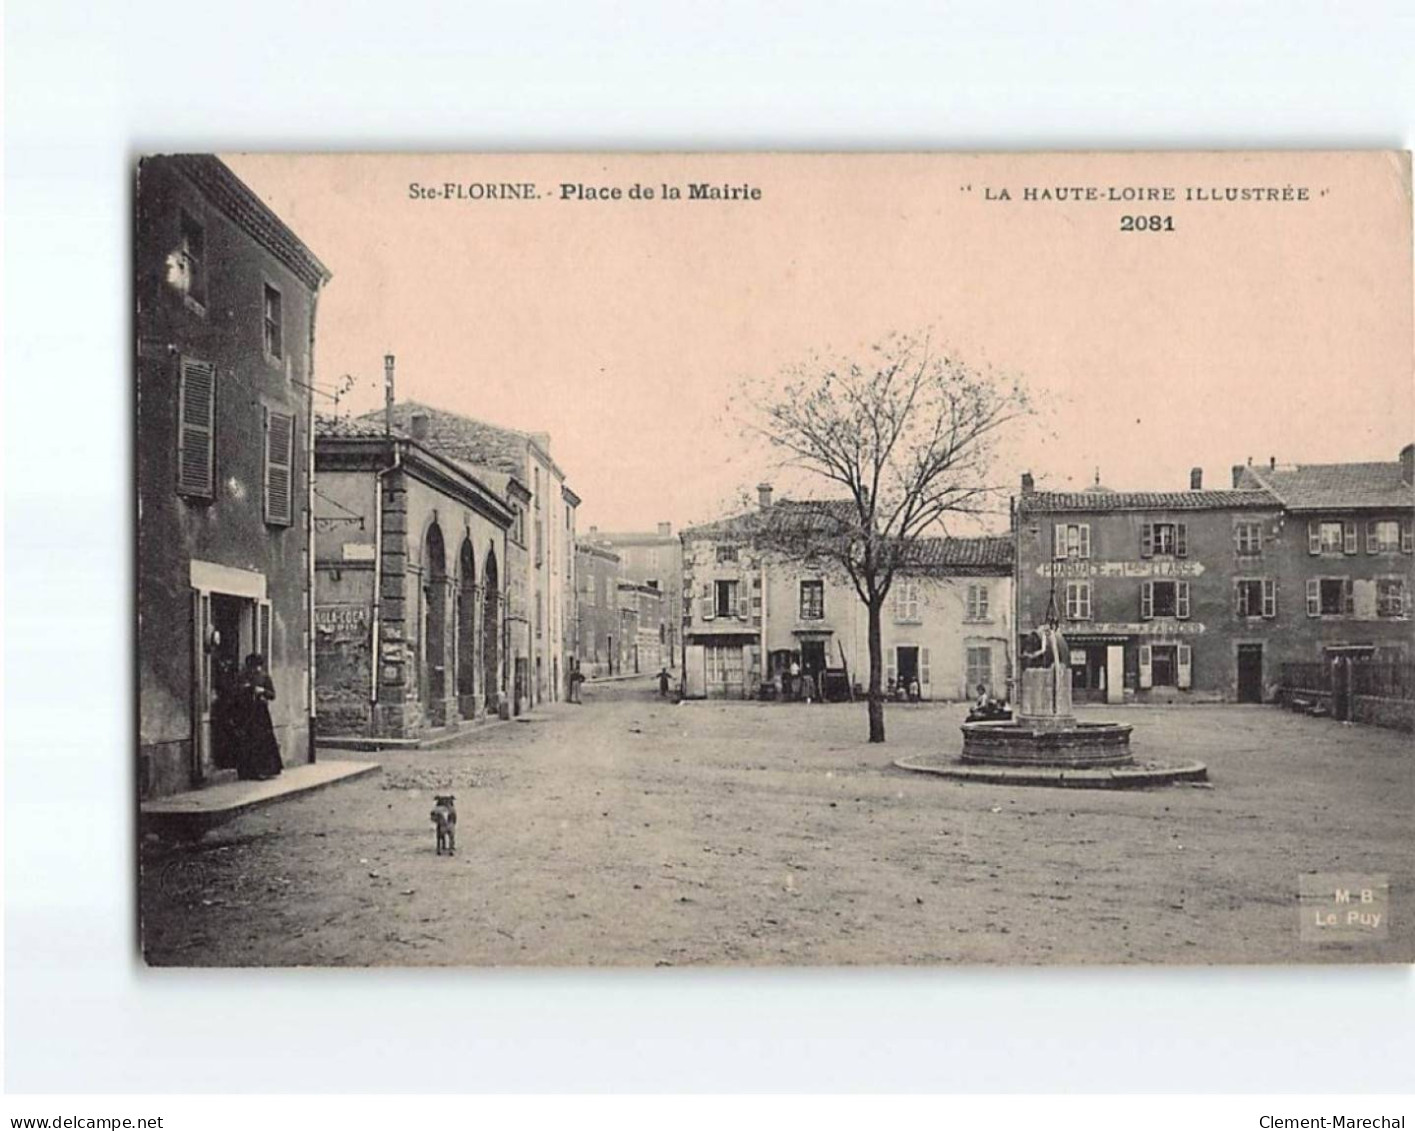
[430,795,457,856]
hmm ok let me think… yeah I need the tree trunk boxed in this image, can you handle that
[866,596,886,743]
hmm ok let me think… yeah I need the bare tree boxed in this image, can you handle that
[745,331,1030,743]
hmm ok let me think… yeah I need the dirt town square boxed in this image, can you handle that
[140,679,1413,967]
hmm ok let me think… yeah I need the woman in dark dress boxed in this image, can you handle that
[235,653,283,781]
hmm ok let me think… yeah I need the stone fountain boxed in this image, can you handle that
[892,620,1206,788]
[960,622,1134,768]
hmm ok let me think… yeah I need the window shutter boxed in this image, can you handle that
[1403,519,1413,554]
[1080,582,1091,620]
[1078,524,1091,559]
[1342,578,1354,615]
[1176,523,1188,558]
[1306,578,1320,617]
[1140,581,1153,620]
[1053,525,1066,560]
[1343,522,1358,555]
[1232,524,1242,553]
[1176,581,1191,619]
[263,407,295,526]
[700,581,714,621]
[1366,521,1379,554]
[737,586,750,619]
[886,651,897,689]
[1138,645,1153,689]
[1232,579,1243,617]
[1177,644,1192,690]
[1308,522,1320,555]
[921,647,931,691]
[176,358,216,498]
[258,598,272,661]
[1263,579,1277,618]
[1140,523,1153,558]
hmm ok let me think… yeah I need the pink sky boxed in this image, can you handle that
[225,152,1412,533]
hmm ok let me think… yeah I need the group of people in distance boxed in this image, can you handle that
[213,653,284,782]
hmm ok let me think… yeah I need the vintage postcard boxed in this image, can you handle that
[135,151,1413,966]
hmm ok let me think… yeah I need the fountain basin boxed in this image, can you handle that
[960,718,1134,768]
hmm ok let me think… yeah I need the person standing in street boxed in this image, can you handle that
[234,653,282,781]
[658,666,671,698]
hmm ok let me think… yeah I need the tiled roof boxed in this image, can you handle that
[355,402,556,478]
[1017,489,1277,514]
[315,413,412,440]
[901,535,1014,573]
[683,498,858,539]
[1240,461,1414,512]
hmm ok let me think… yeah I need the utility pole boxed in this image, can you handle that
[384,353,395,436]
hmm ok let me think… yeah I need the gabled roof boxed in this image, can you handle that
[683,498,1011,575]
[683,498,858,540]
[356,401,564,480]
[1017,489,1277,514]
[1238,461,1414,512]
[314,413,513,522]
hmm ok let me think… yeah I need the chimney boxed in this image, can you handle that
[1020,471,1035,494]
[1189,467,1203,491]
[1401,443,1414,486]
[657,521,672,536]
[757,482,774,510]
[410,413,430,441]
[589,525,598,537]
[1269,456,1276,471]
[1231,464,1245,488]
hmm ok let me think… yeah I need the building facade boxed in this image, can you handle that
[136,155,330,798]
[587,523,682,668]
[681,489,1013,700]
[1234,449,1413,668]
[1014,470,1286,703]
[368,403,580,707]
[312,418,514,739]
[575,541,622,677]
[618,581,667,675]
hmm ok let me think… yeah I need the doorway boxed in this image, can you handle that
[1237,644,1263,703]
[208,593,247,771]
[423,523,447,726]
[801,640,828,682]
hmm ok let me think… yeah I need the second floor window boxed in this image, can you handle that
[715,579,740,618]
[1141,579,1190,619]
[1052,522,1091,560]
[716,543,739,563]
[1234,578,1277,618]
[966,583,990,621]
[1310,520,1353,555]
[1377,578,1407,617]
[1306,577,1353,617]
[1369,520,1401,553]
[1142,521,1187,558]
[1064,581,1091,620]
[894,578,920,622]
[1234,521,1263,555]
[263,284,283,361]
[177,210,207,308]
[800,580,824,620]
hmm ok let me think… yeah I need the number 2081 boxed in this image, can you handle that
[1120,215,1175,232]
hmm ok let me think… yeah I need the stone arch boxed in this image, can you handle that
[423,521,447,725]
[457,536,477,719]
[482,547,500,713]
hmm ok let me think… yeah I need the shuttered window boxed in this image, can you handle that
[263,407,295,526]
[176,357,216,498]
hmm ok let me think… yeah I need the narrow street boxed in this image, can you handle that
[140,682,1414,966]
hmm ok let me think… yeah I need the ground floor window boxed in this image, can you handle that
[965,646,992,696]
[1139,642,1192,689]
